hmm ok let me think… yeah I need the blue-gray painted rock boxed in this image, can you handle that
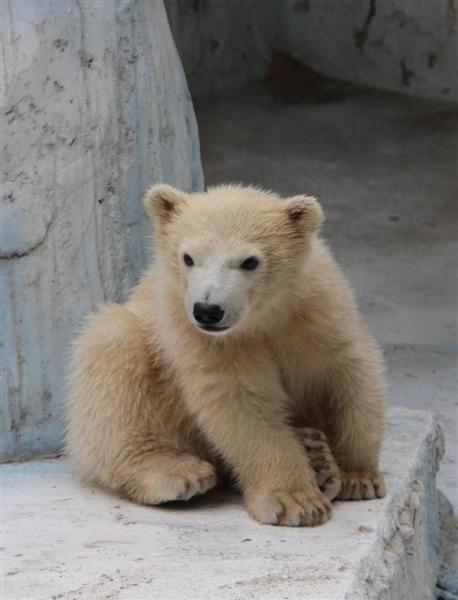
[1,0,203,460]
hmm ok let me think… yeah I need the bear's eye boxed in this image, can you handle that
[240,256,259,271]
[183,254,194,267]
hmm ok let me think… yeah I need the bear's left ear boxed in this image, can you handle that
[283,195,323,233]
[144,184,189,225]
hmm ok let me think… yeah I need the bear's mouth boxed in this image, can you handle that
[199,325,231,333]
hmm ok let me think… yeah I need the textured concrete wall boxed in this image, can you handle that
[1,0,203,460]
[165,0,278,98]
[165,0,458,101]
[280,0,458,102]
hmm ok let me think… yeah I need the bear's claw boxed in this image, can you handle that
[337,471,386,500]
[247,487,332,527]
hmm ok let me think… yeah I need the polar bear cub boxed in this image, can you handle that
[67,184,385,527]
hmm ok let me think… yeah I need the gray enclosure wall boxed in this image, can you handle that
[166,0,458,101]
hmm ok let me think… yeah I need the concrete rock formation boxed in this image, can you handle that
[166,0,458,101]
[1,0,203,460]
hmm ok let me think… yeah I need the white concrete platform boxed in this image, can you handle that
[2,407,445,600]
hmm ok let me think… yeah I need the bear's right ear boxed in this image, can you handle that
[144,184,189,225]
[283,195,323,233]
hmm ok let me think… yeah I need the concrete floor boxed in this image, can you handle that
[196,86,458,511]
[2,408,445,599]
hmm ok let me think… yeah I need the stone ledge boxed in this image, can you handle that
[2,407,446,600]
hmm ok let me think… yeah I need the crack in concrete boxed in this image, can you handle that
[400,58,415,86]
[353,0,377,51]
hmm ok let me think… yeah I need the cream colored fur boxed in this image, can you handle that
[66,184,385,527]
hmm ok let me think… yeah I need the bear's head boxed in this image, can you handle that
[144,184,323,337]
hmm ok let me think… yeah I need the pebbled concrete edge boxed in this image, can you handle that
[436,492,458,600]
[347,408,446,599]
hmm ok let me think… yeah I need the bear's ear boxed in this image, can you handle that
[283,195,323,233]
[144,184,189,225]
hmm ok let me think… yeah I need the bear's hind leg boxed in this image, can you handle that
[320,345,386,501]
[296,427,385,501]
[67,304,216,505]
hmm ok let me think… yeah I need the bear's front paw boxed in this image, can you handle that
[296,427,342,501]
[337,470,386,501]
[246,487,332,527]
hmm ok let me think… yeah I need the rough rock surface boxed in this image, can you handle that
[3,407,446,600]
[166,0,458,101]
[165,0,277,98]
[280,0,458,102]
[1,0,203,460]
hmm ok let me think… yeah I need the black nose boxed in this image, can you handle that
[193,303,225,325]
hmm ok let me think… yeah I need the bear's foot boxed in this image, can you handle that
[124,454,217,505]
[296,427,342,501]
[337,470,386,500]
[246,487,332,527]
